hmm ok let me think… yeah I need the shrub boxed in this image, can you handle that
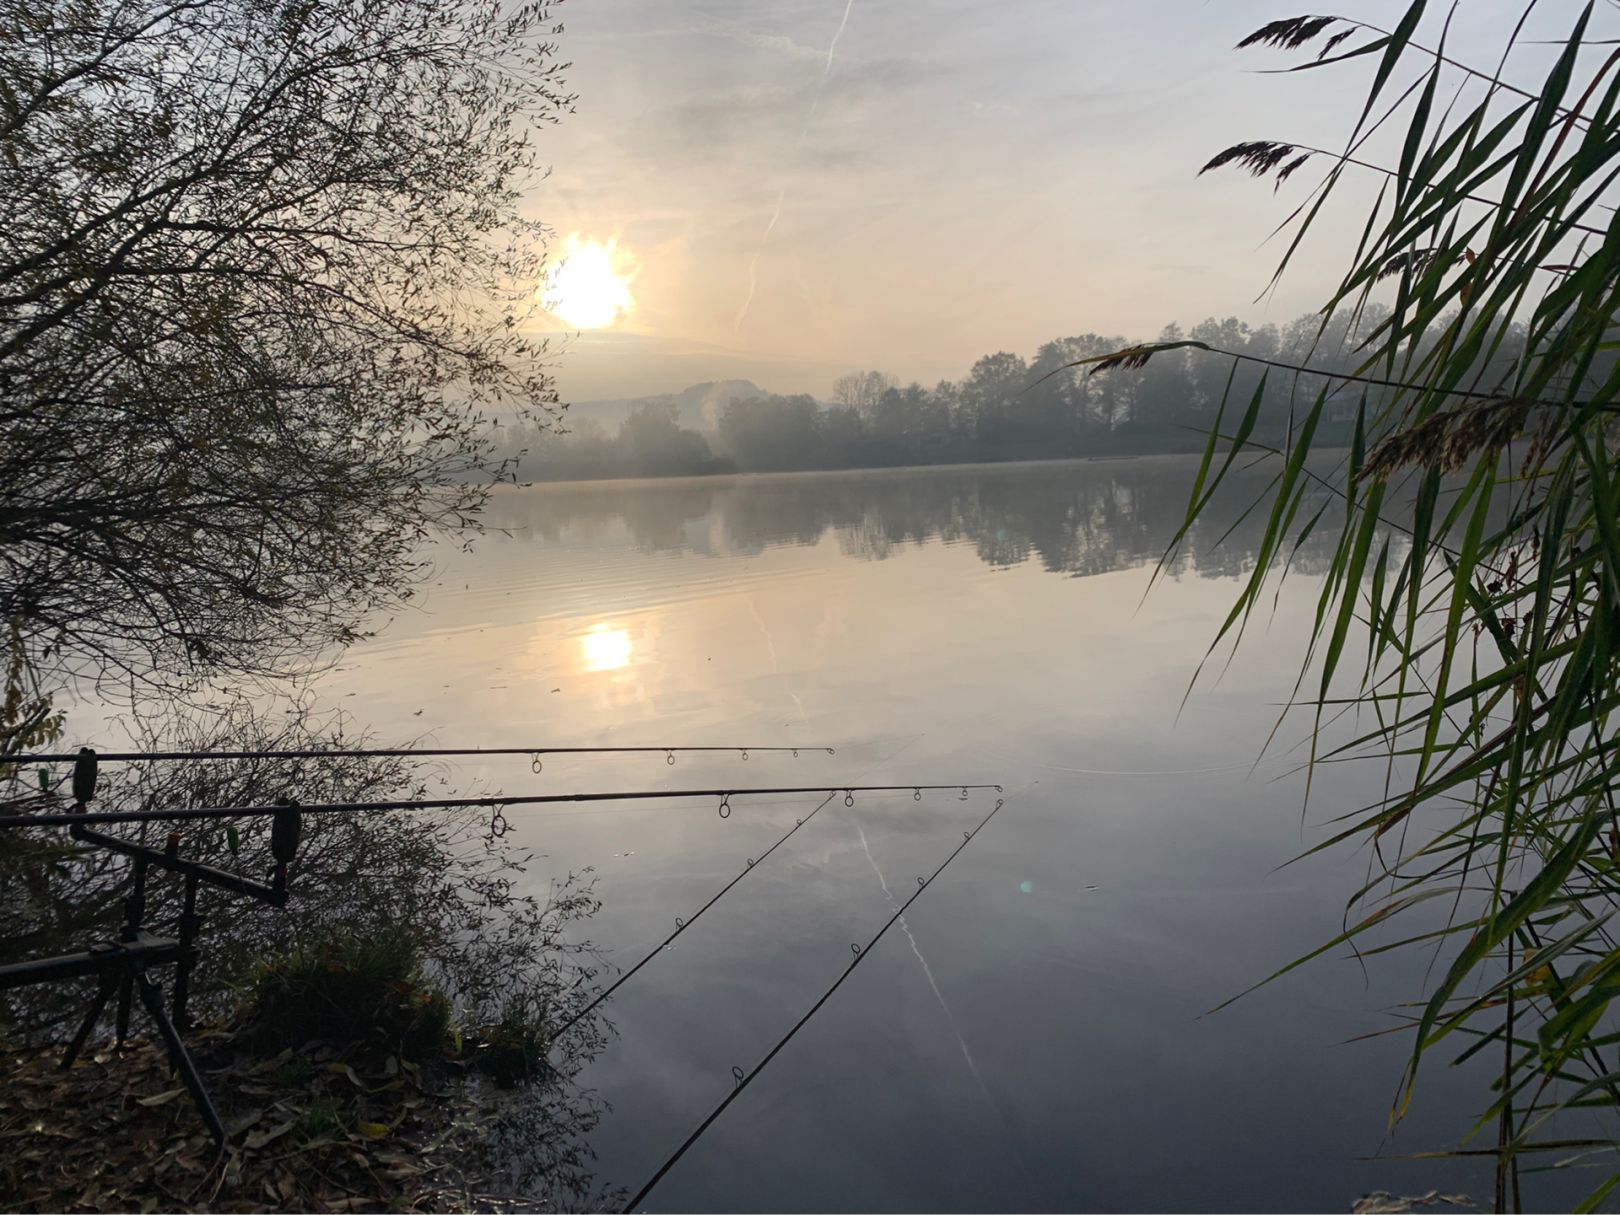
[243,929,451,1060]
[466,996,554,1089]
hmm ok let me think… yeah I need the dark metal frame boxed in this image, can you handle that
[0,932,225,1143]
[0,750,298,1145]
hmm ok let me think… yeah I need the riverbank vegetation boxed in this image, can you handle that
[3,926,606,1211]
[0,0,610,1205]
[1,704,614,1208]
[1140,6,1620,1209]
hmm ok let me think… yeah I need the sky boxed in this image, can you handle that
[523,1,1572,402]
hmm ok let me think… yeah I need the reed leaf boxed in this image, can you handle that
[1136,5,1620,1203]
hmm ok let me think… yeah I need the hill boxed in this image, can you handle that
[562,379,767,434]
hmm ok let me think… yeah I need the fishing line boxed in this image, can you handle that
[553,732,936,1032]
[853,815,984,1089]
[0,784,1002,829]
[622,793,1010,1213]
[7,745,832,765]
[1036,760,1269,777]
[850,814,1042,1201]
[548,792,840,1044]
[854,774,1043,1202]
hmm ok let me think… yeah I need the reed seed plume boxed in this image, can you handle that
[1200,140,1304,179]
[1376,249,1439,281]
[1084,345,1161,375]
[1360,398,1533,480]
[1275,152,1314,189]
[1236,15,1341,52]
[1317,27,1356,58]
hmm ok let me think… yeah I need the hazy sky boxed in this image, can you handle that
[526,1,1564,401]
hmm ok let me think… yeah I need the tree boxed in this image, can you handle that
[960,351,1028,445]
[717,394,824,471]
[1130,322,1191,429]
[618,401,714,478]
[830,369,896,414]
[0,0,571,726]
[1029,337,1102,445]
[1113,7,1620,1206]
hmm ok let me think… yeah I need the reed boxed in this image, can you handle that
[1081,5,1620,1208]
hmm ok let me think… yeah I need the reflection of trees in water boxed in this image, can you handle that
[1,700,614,1208]
[497,483,720,553]
[486,460,1353,580]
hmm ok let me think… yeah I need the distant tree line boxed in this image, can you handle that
[507,307,1529,481]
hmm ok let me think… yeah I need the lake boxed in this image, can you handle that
[307,456,1548,1212]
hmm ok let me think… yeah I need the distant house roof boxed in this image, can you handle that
[1325,385,1359,421]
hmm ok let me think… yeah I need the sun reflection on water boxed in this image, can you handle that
[580,625,632,672]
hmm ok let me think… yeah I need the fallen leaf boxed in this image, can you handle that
[244,1120,296,1150]
[226,1107,265,1136]
[325,1061,364,1087]
[356,1120,389,1140]
[136,1089,185,1107]
[1353,1191,1474,1215]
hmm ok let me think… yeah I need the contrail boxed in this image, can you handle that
[748,594,810,729]
[733,0,858,332]
[852,812,1043,1200]
[853,818,987,1090]
[733,191,786,332]
[816,0,857,94]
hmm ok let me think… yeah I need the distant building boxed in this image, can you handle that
[1324,386,1360,423]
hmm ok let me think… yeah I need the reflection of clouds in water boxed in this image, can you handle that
[749,594,811,730]
[853,817,983,1086]
[308,461,1500,1212]
[852,813,1040,1200]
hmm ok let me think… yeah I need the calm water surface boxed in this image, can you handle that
[309,458,1554,1212]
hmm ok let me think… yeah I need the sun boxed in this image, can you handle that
[542,235,636,329]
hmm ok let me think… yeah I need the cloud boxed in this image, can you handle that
[623,54,943,169]
[532,0,1409,398]
[708,24,827,63]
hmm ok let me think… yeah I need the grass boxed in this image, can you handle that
[240,928,558,1090]
[242,929,452,1060]
[464,995,553,1089]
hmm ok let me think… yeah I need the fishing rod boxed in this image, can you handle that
[0,784,1004,829]
[623,793,1011,1213]
[549,736,952,1044]
[549,792,841,1045]
[6,745,833,765]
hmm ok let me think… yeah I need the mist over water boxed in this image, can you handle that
[312,458,1574,1211]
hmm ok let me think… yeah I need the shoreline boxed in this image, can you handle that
[499,448,1351,494]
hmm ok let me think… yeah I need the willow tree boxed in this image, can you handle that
[1083,5,1620,1207]
[0,0,571,733]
